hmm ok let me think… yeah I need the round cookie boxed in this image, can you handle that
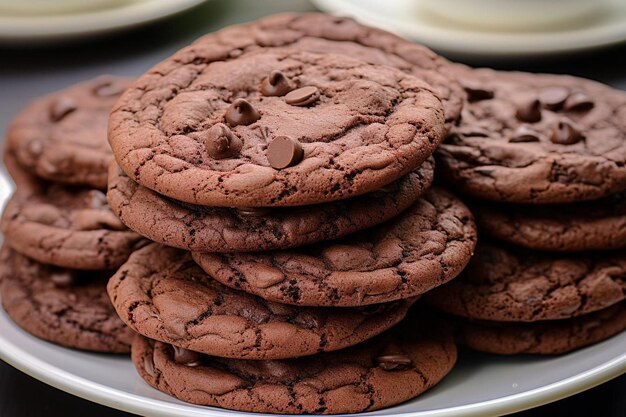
[109,244,416,360]
[438,65,626,204]
[474,192,626,252]
[201,13,464,129]
[1,160,145,270]
[193,188,477,307]
[131,320,457,414]
[0,247,133,353]
[457,302,626,355]
[6,75,131,189]
[106,159,434,252]
[109,48,445,207]
[427,243,626,322]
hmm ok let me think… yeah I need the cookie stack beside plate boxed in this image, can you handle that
[0,76,143,353]
[429,65,626,355]
[104,14,478,414]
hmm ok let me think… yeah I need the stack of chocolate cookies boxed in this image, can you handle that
[104,14,477,414]
[429,65,626,355]
[0,76,143,353]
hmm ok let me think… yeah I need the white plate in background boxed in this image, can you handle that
[0,168,624,417]
[312,0,626,58]
[0,0,208,44]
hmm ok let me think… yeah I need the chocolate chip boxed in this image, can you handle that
[204,123,242,159]
[93,80,126,97]
[260,70,293,97]
[564,91,594,112]
[550,120,585,145]
[463,84,494,102]
[509,124,540,143]
[284,86,320,107]
[376,354,412,371]
[224,99,260,127]
[515,99,542,123]
[50,271,74,287]
[267,136,304,169]
[172,346,204,367]
[538,86,569,110]
[236,207,272,217]
[49,97,77,121]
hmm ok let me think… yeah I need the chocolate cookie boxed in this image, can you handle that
[109,244,416,360]
[131,320,457,414]
[474,192,626,252]
[438,66,626,204]
[106,159,434,252]
[457,302,626,355]
[202,13,464,129]
[6,76,131,189]
[0,247,133,353]
[427,243,626,322]
[1,159,144,270]
[193,188,477,307]
[109,48,445,207]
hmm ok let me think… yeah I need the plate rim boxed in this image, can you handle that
[0,319,625,417]
[0,0,208,42]
[311,0,626,57]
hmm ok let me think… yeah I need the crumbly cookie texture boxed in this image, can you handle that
[106,159,434,252]
[6,75,131,189]
[1,159,144,270]
[193,188,477,307]
[109,47,445,207]
[427,243,626,322]
[474,192,626,252]
[0,247,133,353]
[438,65,626,204]
[131,319,456,414]
[457,302,626,355]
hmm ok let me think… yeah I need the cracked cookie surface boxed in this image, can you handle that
[456,302,626,354]
[131,318,457,414]
[108,244,415,360]
[438,65,626,204]
[427,243,626,322]
[1,158,144,270]
[109,47,445,207]
[192,188,477,307]
[474,192,626,252]
[106,159,434,252]
[0,246,133,353]
[6,76,131,189]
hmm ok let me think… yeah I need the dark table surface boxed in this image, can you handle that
[0,1,625,416]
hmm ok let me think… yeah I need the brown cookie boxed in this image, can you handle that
[131,319,457,414]
[108,244,416,360]
[438,65,626,204]
[456,302,626,355]
[6,76,131,189]
[193,188,477,307]
[106,159,434,252]
[209,13,464,129]
[0,247,133,353]
[427,243,626,322]
[1,158,144,270]
[110,48,445,207]
[474,192,626,252]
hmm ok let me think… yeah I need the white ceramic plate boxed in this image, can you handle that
[0,0,208,44]
[0,169,625,417]
[311,0,626,58]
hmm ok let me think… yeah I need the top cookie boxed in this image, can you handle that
[438,66,626,204]
[7,76,132,189]
[109,49,445,207]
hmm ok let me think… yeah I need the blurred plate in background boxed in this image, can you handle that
[0,0,208,45]
[312,0,626,59]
